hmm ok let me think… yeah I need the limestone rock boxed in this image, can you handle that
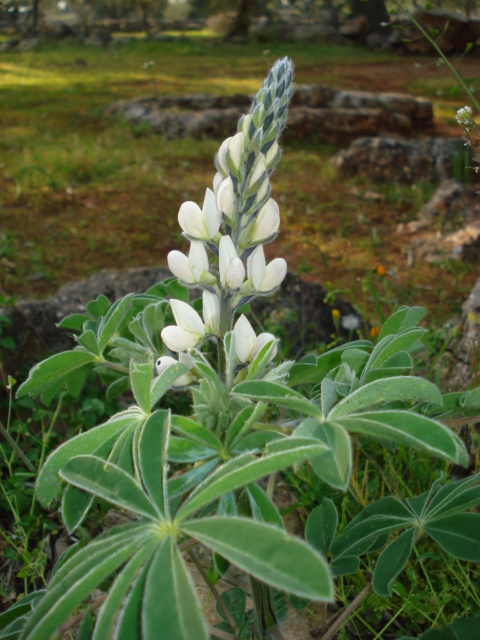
[440,276,480,392]
[333,137,473,184]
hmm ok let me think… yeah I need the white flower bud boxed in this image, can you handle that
[255,177,269,204]
[227,132,245,171]
[216,177,235,218]
[167,241,209,285]
[248,153,266,188]
[217,136,232,175]
[155,355,193,387]
[251,199,280,243]
[161,300,205,352]
[178,189,221,241]
[247,245,287,292]
[202,290,220,334]
[233,315,256,363]
[219,236,245,289]
[233,315,277,363]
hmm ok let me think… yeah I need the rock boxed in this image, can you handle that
[402,9,480,54]
[1,269,361,378]
[339,15,370,40]
[400,180,479,233]
[333,137,474,184]
[291,22,340,43]
[292,84,337,108]
[402,218,480,264]
[440,276,480,392]
[16,37,42,52]
[0,38,19,52]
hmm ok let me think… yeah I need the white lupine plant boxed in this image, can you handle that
[7,58,480,640]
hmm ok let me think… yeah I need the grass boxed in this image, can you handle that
[0,36,479,323]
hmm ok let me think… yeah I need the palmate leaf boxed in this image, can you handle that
[37,408,145,506]
[181,517,334,601]
[138,410,170,518]
[20,525,155,640]
[423,473,480,520]
[176,437,327,521]
[334,411,467,466]
[331,496,415,560]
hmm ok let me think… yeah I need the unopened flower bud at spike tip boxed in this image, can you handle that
[217,136,232,175]
[248,153,266,188]
[227,132,245,171]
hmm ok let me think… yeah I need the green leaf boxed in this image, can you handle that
[65,365,91,399]
[246,338,278,381]
[246,483,284,529]
[233,381,322,419]
[296,420,352,491]
[465,42,473,54]
[168,459,220,502]
[425,513,480,561]
[20,531,146,640]
[171,415,223,451]
[76,330,100,356]
[225,403,266,449]
[0,592,45,633]
[331,496,414,559]
[143,538,208,640]
[335,411,467,466]
[98,294,133,353]
[425,474,480,519]
[92,544,155,640]
[86,294,110,318]
[168,437,218,463]
[57,313,90,332]
[306,499,338,555]
[138,411,170,518]
[330,556,360,576]
[378,306,426,340]
[150,363,188,408]
[115,552,153,640]
[106,375,130,401]
[224,332,237,391]
[176,437,327,521]
[363,328,427,378]
[61,485,94,534]
[37,409,144,506]
[130,360,152,414]
[181,517,334,601]
[216,589,246,628]
[60,455,158,520]
[328,377,442,420]
[17,351,98,399]
[373,528,415,596]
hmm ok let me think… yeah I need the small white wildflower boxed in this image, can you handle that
[341,314,361,331]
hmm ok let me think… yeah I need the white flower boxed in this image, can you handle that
[341,314,361,331]
[248,153,266,188]
[227,132,245,171]
[155,353,193,387]
[251,199,280,243]
[233,315,276,363]
[219,236,245,289]
[161,300,205,352]
[456,106,473,127]
[167,241,209,284]
[216,177,235,218]
[247,245,287,292]
[213,171,224,195]
[178,188,221,240]
[217,136,232,175]
[202,290,220,334]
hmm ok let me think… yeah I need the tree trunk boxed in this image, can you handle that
[348,0,390,32]
[226,0,251,40]
[31,0,41,33]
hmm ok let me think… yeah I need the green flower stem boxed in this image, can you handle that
[0,420,35,473]
[187,548,239,638]
[394,1,480,112]
[99,359,130,375]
